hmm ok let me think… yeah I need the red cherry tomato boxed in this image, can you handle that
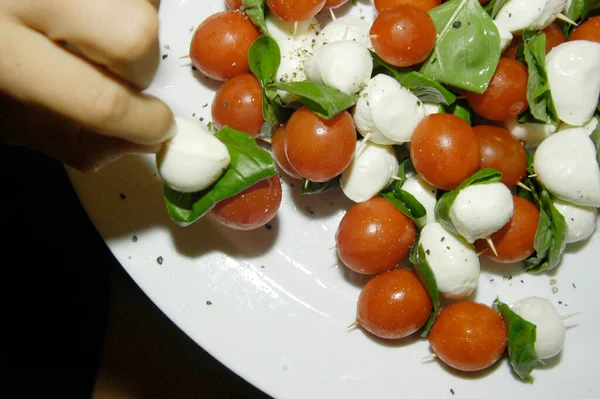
[475,195,539,263]
[410,114,481,191]
[357,268,432,339]
[465,58,529,121]
[325,0,349,8]
[569,16,600,43]
[370,5,437,67]
[429,301,508,372]
[473,125,527,188]
[503,23,565,59]
[225,0,243,10]
[336,198,416,275]
[267,0,326,22]
[284,107,356,182]
[271,124,301,179]
[209,175,282,230]
[374,0,441,12]
[190,11,260,81]
[211,74,264,137]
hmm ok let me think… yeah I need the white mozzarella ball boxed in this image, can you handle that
[493,19,514,52]
[401,175,438,228]
[552,198,598,243]
[546,41,600,126]
[494,0,568,33]
[504,118,558,149]
[533,127,600,207]
[341,141,399,203]
[511,297,566,360]
[558,116,599,136]
[419,222,480,300]
[313,15,372,50]
[353,77,397,145]
[306,41,373,95]
[450,183,514,243]
[266,14,320,45]
[423,103,442,116]
[156,117,231,193]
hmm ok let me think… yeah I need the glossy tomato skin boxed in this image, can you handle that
[475,195,539,263]
[474,125,527,188]
[429,301,508,372]
[211,74,264,137]
[336,198,416,275]
[267,0,326,22]
[225,0,243,9]
[465,58,529,121]
[284,107,356,182]
[374,0,441,12]
[190,11,260,81]
[370,5,437,67]
[325,0,349,8]
[209,175,282,230]
[271,124,301,179]
[358,268,432,339]
[410,114,481,191]
[569,16,600,43]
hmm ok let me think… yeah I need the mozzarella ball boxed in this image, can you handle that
[401,175,438,228]
[305,41,373,95]
[494,0,568,33]
[552,198,598,243]
[450,183,514,243]
[533,127,600,207]
[419,222,480,300]
[558,116,599,136]
[511,297,566,360]
[341,141,399,203]
[504,118,558,149]
[546,41,600,126]
[156,117,231,193]
[493,19,514,52]
[313,15,372,50]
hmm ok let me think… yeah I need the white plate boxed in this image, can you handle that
[68,1,600,398]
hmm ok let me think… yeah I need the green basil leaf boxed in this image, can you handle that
[382,190,427,221]
[301,176,340,195]
[590,115,600,165]
[483,0,509,19]
[390,158,411,193]
[493,298,539,382]
[522,30,558,124]
[409,242,440,337]
[434,169,503,235]
[164,126,276,225]
[372,52,457,105]
[566,0,599,21]
[242,0,268,35]
[422,0,501,94]
[271,81,357,119]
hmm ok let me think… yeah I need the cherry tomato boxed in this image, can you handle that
[285,107,356,182]
[475,195,539,263]
[267,0,326,22]
[503,23,565,59]
[271,124,301,179]
[209,175,282,230]
[569,16,600,43]
[473,125,527,188]
[410,114,481,191]
[357,268,432,339]
[465,58,529,121]
[325,0,349,8]
[370,5,437,67]
[502,37,521,60]
[190,11,260,81]
[225,0,243,9]
[374,0,441,12]
[429,301,507,372]
[211,74,264,137]
[335,198,416,275]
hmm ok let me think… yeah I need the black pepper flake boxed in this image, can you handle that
[441,237,446,242]
[450,388,455,395]
[132,235,138,243]
[446,246,451,250]
[452,21,462,29]
[199,117,204,122]
[490,278,495,282]
[202,103,208,108]
[426,249,431,255]
[206,300,213,306]
[558,301,563,305]
[162,54,168,60]
[261,265,265,269]
[573,283,577,289]
[265,223,273,230]
[191,65,197,71]
[521,280,524,283]
[120,193,126,200]
[223,102,228,108]
[157,256,163,265]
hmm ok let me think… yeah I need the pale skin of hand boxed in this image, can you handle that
[0,0,174,171]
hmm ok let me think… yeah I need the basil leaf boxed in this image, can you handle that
[409,242,440,337]
[271,81,357,119]
[389,158,411,193]
[422,0,501,94]
[590,115,600,165]
[382,191,427,221]
[372,52,456,105]
[493,298,538,382]
[248,36,284,132]
[164,126,276,225]
[242,0,268,35]
[441,100,473,124]
[483,0,509,19]
[434,169,503,235]
[522,30,558,124]
[301,177,340,195]
[566,0,599,21]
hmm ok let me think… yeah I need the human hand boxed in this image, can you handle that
[0,0,174,171]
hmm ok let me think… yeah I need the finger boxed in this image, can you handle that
[10,0,160,89]
[0,93,160,172]
[0,20,174,146]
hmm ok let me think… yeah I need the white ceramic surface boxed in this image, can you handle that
[67,1,600,398]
